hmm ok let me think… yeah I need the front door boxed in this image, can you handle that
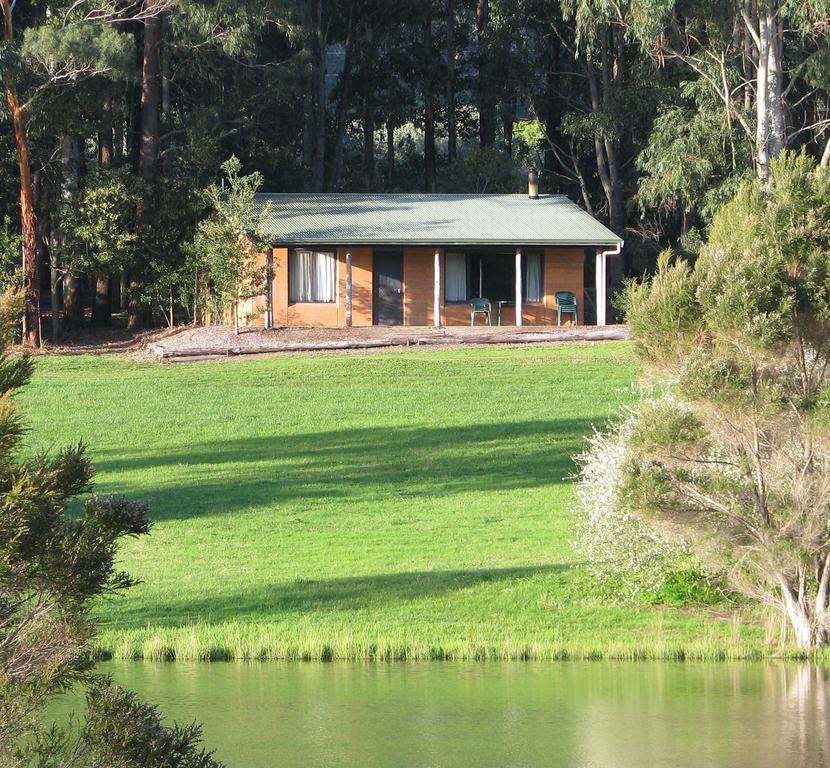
[373,250,403,325]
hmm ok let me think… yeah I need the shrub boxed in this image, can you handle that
[573,391,716,602]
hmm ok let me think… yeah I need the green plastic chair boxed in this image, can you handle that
[555,291,578,326]
[470,298,492,326]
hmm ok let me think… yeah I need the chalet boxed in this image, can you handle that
[238,176,622,329]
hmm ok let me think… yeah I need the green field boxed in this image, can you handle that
[21,343,766,661]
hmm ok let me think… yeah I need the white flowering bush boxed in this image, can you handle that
[573,392,699,598]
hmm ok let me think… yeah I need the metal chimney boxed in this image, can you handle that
[527,168,539,199]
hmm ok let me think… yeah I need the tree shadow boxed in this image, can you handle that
[104,564,569,628]
[91,419,593,521]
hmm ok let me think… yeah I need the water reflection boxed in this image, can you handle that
[55,661,830,768]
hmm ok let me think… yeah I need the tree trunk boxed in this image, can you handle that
[128,73,143,173]
[584,40,624,237]
[91,274,111,327]
[445,0,456,162]
[49,220,60,342]
[328,4,354,190]
[821,135,830,168]
[98,97,114,167]
[755,2,784,180]
[59,134,83,331]
[309,0,326,192]
[4,88,40,346]
[34,193,57,344]
[94,101,114,328]
[132,4,162,330]
[503,100,514,155]
[301,0,314,183]
[113,96,125,163]
[423,1,436,192]
[63,277,82,327]
[2,0,40,347]
[780,579,818,649]
[600,29,624,237]
[476,0,495,148]
[61,134,83,330]
[119,271,129,310]
[139,12,161,185]
[543,29,562,184]
[363,101,375,191]
[765,1,785,160]
[742,5,754,113]
[302,93,314,183]
[386,120,396,188]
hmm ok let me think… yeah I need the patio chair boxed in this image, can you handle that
[555,291,578,326]
[470,298,492,326]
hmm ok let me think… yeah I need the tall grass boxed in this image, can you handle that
[95,620,774,663]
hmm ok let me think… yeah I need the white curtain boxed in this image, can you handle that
[290,250,312,302]
[314,252,336,302]
[525,253,542,303]
[445,252,467,301]
[290,250,335,302]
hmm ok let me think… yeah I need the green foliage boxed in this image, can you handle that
[63,167,140,276]
[621,249,703,362]
[185,156,268,323]
[2,0,830,337]
[573,390,719,602]
[21,23,135,85]
[0,216,20,294]
[645,568,728,607]
[637,100,751,225]
[512,119,547,171]
[439,147,521,193]
[136,116,225,325]
[698,151,830,350]
[74,681,223,768]
[0,286,221,765]
[616,153,830,648]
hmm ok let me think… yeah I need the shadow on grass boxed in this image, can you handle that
[104,564,569,628]
[92,419,593,521]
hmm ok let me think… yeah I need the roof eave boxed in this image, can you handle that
[268,239,623,248]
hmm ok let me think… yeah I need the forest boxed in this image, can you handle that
[1,0,829,347]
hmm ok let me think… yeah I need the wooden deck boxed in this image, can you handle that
[149,324,630,362]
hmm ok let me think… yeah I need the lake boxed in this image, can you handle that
[60,661,830,767]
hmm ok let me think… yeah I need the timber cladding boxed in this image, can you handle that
[242,245,587,328]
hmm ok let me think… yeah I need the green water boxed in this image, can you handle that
[60,661,830,767]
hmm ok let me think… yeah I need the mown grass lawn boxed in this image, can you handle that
[21,342,764,660]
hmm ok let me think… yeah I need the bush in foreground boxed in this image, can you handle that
[592,152,830,650]
[573,392,718,602]
[0,288,223,767]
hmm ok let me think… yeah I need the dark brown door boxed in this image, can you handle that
[373,250,403,325]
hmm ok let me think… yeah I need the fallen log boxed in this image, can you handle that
[149,326,629,361]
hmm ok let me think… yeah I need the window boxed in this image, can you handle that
[445,253,467,301]
[289,250,336,302]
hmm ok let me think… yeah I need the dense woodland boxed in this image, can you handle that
[1,0,829,346]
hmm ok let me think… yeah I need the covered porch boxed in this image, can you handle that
[337,245,617,328]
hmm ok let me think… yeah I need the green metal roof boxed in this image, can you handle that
[254,193,622,247]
